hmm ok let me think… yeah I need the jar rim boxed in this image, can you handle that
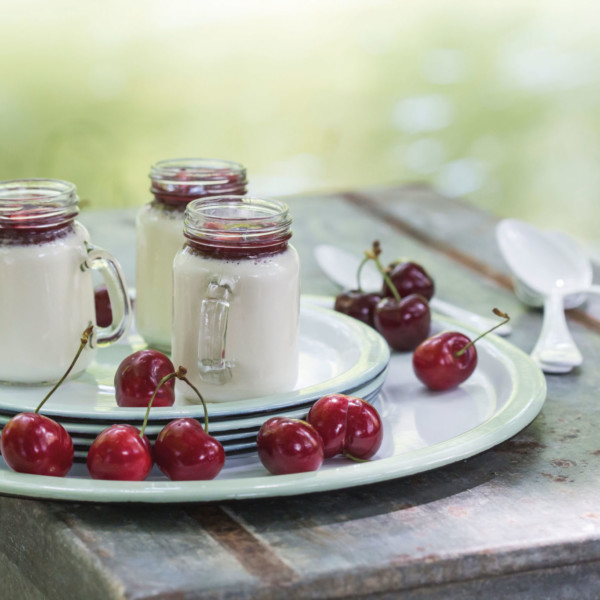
[184,196,292,251]
[186,195,290,222]
[0,178,77,200]
[150,158,247,183]
[0,178,79,228]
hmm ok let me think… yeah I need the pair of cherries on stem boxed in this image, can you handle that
[0,326,95,477]
[87,350,224,481]
[335,241,431,351]
[413,308,511,390]
[256,393,383,475]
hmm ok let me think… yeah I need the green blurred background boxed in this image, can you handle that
[1,0,599,255]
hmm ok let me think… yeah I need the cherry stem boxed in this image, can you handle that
[34,325,94,414]
[139,366,210,439]
[356,256,369,293]
[454,308,511,357]
[178,373,210,434]
[139,372,177,438]
[343,452,371,463]
[365,240,402,302]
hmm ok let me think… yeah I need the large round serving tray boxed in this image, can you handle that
[0,304,546,503]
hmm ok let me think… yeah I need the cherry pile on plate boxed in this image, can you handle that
[0,336,385,479]
[335,241,510,391]
[334,241,433,352]
[256,393,383,475]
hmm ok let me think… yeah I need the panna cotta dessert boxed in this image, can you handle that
[171,196,300,402]
[135,158,247,351]
[0,179,131,385]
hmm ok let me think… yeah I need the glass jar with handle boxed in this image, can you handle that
[0,178,132,385]
[172,196,300,402]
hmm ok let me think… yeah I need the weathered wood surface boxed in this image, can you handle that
[2,186,600,600]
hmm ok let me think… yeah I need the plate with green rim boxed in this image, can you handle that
[0,311,546,503]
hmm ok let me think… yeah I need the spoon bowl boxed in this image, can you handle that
[497,220,592,305]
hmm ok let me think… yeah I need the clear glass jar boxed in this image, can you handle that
[172,196,300,402]
[0,179,131,385]
[135,158,248,351]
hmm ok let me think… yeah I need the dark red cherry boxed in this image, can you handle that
[334,290,382,326]
[115,350,176,407]
[307,394,383,460]
[0,413,74,477]
[87,424,153,481]
[412,332,477,390]
[383,261,434,301]
[0,325,93,477]
[373,294,431,351]
[154,418,225,481]
[413,309,510,390]
[257,417,324,475]
[94,285,112,328]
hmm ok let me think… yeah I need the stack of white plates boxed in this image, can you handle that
[0,300,390,461]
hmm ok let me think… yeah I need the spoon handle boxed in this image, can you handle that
[531,291,583,371]
[430,298,512,336]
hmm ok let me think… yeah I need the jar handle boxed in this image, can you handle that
[83,246,132,346]
[197,279,233,384]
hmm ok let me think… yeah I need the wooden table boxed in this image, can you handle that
[2,185,600,599]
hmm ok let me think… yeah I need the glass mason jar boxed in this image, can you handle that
[172,196,300,402]
[0,179,131,385]
[135,158,248,351]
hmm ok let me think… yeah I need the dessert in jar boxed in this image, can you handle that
[172,196,300,402]
[135,158,248,351]
[0,178,132,385]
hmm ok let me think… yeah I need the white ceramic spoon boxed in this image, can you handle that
[496,219,600,373]
[314,244,512,336]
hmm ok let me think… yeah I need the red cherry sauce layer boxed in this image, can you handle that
[0,211,76,246]
[151,168,247,208]
[184,226,291,260]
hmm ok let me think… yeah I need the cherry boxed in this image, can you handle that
[307,394,383,460]
[94,284,112,328]
[154,418,225,481]
[257,417,324,475]
[382,261,434,301]
[362,241,431,351]
[334,290,382,327]
[374,294,431,351]
[147,366,225,481]
[1,413,74,477]
[115,350,175,407]
[87,424,153,481]
[413,309,510,390]
[334,248,383,327]
[0,325,93,477]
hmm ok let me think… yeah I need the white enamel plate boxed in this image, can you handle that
[0,308,546,503]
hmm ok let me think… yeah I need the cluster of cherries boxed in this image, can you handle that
[257,393,383,475]
[0,326,384,479]
[91,349,225,481]
[0,333,225,480]
[335,241,433,352]
[335,241,510,391]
